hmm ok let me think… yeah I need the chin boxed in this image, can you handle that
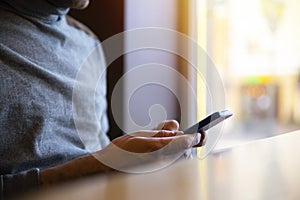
[71,0,90,9]
[48,0,90,9]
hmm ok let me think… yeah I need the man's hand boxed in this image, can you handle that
[100,120,203,170]
[40,120,204,187]
[111,129,200,153]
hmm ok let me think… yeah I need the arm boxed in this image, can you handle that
[40,120,202,187]
[2,121,202,198]
[40,130,201,186]
[40,152,114,188]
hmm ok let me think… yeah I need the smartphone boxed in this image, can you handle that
[183,110,233,135]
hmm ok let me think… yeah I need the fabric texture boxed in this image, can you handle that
[0,0,110,198]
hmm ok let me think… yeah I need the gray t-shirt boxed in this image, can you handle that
[0,0,110,198]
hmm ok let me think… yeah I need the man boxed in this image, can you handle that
[0,0,204,199]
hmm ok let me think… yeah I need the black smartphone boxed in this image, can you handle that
[183,110,233,135]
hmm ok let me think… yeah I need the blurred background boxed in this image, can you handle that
[197,0,300,149]
[70,0,300,149]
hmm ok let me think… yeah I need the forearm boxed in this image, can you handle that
[40,153,115,188]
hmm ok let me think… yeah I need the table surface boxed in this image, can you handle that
[24,131,300,200]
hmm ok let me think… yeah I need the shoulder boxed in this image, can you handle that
[65,15,98,40]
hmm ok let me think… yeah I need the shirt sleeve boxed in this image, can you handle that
[0,168,40,200]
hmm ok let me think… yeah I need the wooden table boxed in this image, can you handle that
[24,131,300,200]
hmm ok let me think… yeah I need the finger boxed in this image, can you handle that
[126,130,183,138]
[153,130,183,137]
[146,133,201,153]
[200,131,207,145]
[112,133,201,154]
[192,131,207,147]
[154,120,180,131]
